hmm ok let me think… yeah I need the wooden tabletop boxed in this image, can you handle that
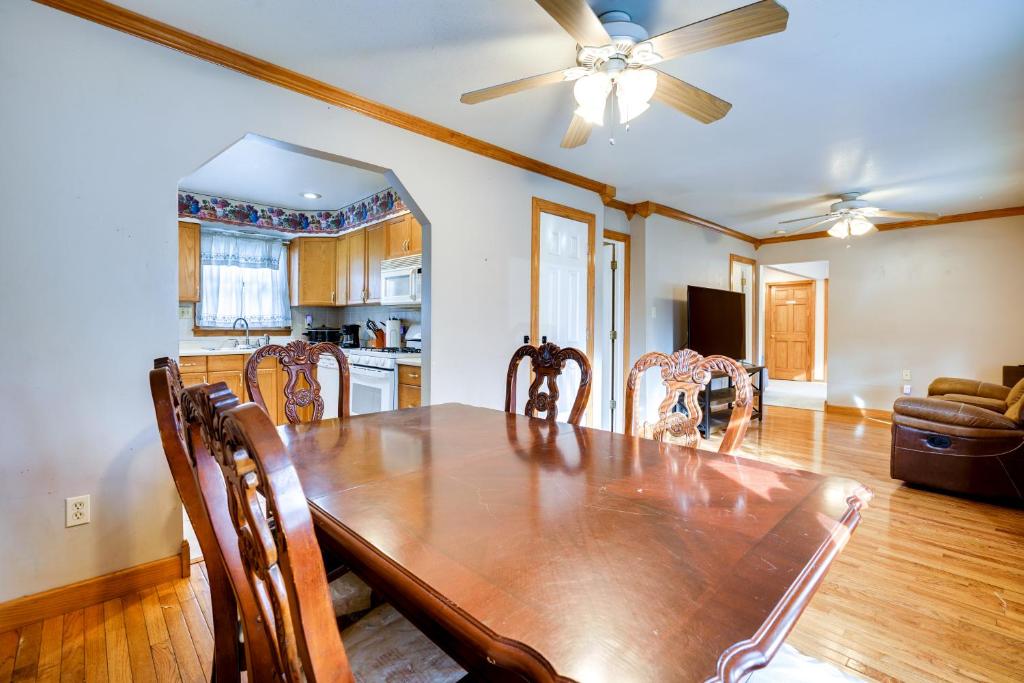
[282,404,870,682]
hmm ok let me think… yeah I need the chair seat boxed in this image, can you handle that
[329,571,373,617]
[341,604,465,683]
[745,644,861,682]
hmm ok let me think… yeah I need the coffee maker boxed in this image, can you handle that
[340,324,360,348]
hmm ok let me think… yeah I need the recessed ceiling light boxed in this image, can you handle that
[301,192,321,199]
[773,229,787,235]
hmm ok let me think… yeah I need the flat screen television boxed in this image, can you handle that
[686,285,745,360]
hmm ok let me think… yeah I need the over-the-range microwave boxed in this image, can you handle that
[380,253,422,306]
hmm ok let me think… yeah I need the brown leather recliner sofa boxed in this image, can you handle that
[891,376,1024,503]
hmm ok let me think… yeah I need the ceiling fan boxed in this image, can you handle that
[460,0,790,148]
[777,193,940,239]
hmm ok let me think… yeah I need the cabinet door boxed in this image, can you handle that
[385,215,411,260]
[335,235,349,307]
[365,224,386,303]
[255,365,278,424]
[178,222,201,302]
[407,216,422,256]
[297,238,337,306]
[209,370,244,398]
[180,372,206,387]
[346,229,366,304]
[398,384,421,409]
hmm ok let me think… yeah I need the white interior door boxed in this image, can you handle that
[538,211,591,423]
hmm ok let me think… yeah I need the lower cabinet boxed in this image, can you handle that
[398,364,422,409]
[179,352,297,426]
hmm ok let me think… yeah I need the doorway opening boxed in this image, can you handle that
[759,261,829,411]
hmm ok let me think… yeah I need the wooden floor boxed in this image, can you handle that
[2,406,1022,682]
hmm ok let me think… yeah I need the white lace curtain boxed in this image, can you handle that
[196,232,292,329]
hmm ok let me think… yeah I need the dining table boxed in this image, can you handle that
[280,403,870,683]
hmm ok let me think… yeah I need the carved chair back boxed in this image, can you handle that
[149,359,245,681]
[624,350,753,455]
[190,383,355,683]
[245,340,349,424]
[505,340,593,425]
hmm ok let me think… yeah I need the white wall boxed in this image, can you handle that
[0,2,603,600]
[760,264,827,381]
[758,217,1024,410]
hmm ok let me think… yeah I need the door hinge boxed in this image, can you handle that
[609,399,617,410]
[610,259,618,271]
[609,330,617,341]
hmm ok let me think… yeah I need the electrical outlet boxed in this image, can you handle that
[66,495,90,527]
[901,369,912,381]
[902,384,912,395]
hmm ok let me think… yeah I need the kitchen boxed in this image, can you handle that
[176,134,426,423]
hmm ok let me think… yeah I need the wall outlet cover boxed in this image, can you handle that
[66,494,90,527]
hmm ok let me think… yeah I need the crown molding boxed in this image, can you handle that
[757,206,1024,247]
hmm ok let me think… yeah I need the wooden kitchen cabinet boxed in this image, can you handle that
[208,353,245,399]
[178,221,201,302]
[178,352,296,425]
[345,229,366,304]
[398,363,421,409]
[335,235,350,307]
[365,224,385,303]
[290,237,338,306]
[384,214,422,259]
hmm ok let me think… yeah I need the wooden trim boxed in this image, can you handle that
[729,254,758,362]
[603,230,631,412]
[531,198,597,424]
[651,203,759,245]
[757,206,1024,246]
[34,0,613,200]
[604,198,637,219]
[765,280,815,381]
[824,403,892,421]
[0,541,190,633]
[823,278,829,383]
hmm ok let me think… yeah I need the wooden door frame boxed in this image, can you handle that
[765,279,815,381]
[728,253,758,361]
[603,229,631,417]
[530,197,596,420]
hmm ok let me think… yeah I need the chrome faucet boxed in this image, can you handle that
[232,317,251,347]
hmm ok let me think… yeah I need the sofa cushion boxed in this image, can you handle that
[937,394,1008,412]
[893,397,1020,430]
[928,377,1010,401]
[1006,377,1024,407]
[1006,396,1024,425]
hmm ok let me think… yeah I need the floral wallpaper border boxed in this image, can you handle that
[177,187,407,234]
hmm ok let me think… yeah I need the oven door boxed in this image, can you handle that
[349,365,396,415]
[381,266,418,305]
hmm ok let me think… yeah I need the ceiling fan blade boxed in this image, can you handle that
[651,70,732,124]
[561,114,592,148]
[461,68,577,104]
[784,216,840,236]
[534,0,611,46]
[778,213,834,225]
[870,210,940,221]
[646,0,789,62]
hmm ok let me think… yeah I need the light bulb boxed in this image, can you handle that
[827,219,851,239]
[573,72,611,126]
[616,69,658,124]
[848,216,874,236]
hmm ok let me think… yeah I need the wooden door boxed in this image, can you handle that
[365,224,386,303]
[335,235,349,307]
[766,281,815,381]
[346,229,366,304]
[178,222,200,302]
[384,215,411,260]
[407,217,422,255]
[208,370,244,398]
[251,357,279,425]
[296,238,337,306]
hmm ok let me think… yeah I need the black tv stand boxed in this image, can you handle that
[675,363,764,437]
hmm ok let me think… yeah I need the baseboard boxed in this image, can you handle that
[0,540,190,632]
[824,402,893,420]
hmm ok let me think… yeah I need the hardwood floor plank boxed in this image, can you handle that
[172,581,213,682]
[138,589,179,683]
[0,630,21,683]
[81,605,106,683]
[155,584,203,683]
[35,617,61,683]
[186,571,213,635]
[11,621,42,682]
[121,592,157,683]
[58,610,83,683]
[100,601,130,683]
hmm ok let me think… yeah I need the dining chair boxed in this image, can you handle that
[624,349,753,454]
[505,338,593,425]
[185,382,467,682]
[149,358,246,682]
[245,339,350,424]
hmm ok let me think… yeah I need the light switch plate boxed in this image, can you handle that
[902,384,912,395]
[901,369,912,381]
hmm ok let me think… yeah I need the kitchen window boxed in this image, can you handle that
[195,231,291,329]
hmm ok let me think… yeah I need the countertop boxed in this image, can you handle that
[396,357,422,367]
[179,346,263,357]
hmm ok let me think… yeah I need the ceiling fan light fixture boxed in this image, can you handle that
[573,71,612,125]
[827,219,851,239]
[848,216,875,236]
[616,68,658,123]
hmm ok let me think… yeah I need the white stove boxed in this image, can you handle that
[324,347,421,415]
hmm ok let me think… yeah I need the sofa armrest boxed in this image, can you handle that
[928,377,1010,401]
[894,397,1018,430]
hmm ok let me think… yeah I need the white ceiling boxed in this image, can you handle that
[136,0,1024,238]
[179,135,389,209]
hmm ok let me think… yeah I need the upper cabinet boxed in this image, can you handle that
[384,214,422,260]
[365,224,385,304]
[290,238,337,306]
[345,229,366,305]
[178,222,201,302]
